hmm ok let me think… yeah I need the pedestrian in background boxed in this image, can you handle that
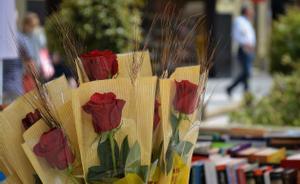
[226,6,256,96]
[21,12,54,92]
[0,0,23,104]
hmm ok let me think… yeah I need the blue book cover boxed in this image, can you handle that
[190,161,205,184]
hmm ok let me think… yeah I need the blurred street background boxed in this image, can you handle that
[1,0,300,129]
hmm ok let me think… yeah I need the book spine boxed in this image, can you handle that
[281,160,300,170]
[190,164,204,184]
[237,168,246,184]
[263,171,271,184]
[297,170,300,184]
[204,162,218,184]
[283,169,297,184]
[217,165,228,184]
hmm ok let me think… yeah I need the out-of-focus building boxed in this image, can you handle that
[14,0,293,78]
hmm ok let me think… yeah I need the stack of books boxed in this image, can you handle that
[190,153,299,184]
[194,141,286,165]
[281,153,300,183]
[189,140,300,183]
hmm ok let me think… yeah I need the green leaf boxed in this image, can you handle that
[87,165,124,183]
[165,146,174,174]
[170,113,179,133]
[149,160,159,179]
[87,165,107,182]
[173,129,180,145]
[175,141,193,156]
[125,165,148,182]
[137,165,148,182]
[151,141,163,162]
[120,136,129,167]
[125,142,141,171]
[97,137,120,171]
[100,132,110,143]
[124,142,149,182]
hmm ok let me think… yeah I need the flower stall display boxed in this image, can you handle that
[0,4,212,183]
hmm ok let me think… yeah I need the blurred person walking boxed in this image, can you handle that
[226,6,256,96]
[21,12,54,92]
[0,0,23,104]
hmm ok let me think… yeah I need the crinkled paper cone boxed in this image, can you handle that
[22,120,70,184]
[117,51,152,78]
[134,77,157,166]
[0,116,22,184]
[0,76,71,184]
[72,77,157,181]
[55,101,82,176]
[170,65,200,145]
[46,75,72,108]
[0,104,35,184]
[158,66,201,184]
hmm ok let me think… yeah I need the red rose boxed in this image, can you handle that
[22,109,41,130]
[153,100,160,129]
[82,92,126,133]
[80,50,118,80]
[33,128,75,170]
[173,80,199,114]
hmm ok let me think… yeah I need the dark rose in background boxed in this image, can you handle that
[83,92,126,133]
[33,128,75,170]
[22,109,42,130]
[80,50,118,81]
[153,100,160,129]
[173,80,199,115]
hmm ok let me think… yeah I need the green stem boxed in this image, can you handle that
[108,132,117,174]
[176,113,183,134]
[66,166,80,184]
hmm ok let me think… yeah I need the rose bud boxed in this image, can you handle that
[153,100,161,129]
[173,80,199,114]
[82,92,126,133]
[33,128,75,170]
[80,50,118,81]
[22,109,42,130]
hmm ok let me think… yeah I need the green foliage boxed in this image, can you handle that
[234,8,300,127]
[230,70,300,126]
[164,113,193,173]
[87,136,147,183]
[45,0,144,54]
[271,8,300,74]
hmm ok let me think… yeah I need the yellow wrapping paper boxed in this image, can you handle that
[158,66,201,184]
[19,76,83,183]
[72,76,157,183]
[0,103,35,184]
[0,116,22,184]
[117,51,152,78]
[0,76,70,184]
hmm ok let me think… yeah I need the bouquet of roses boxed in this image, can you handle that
[21,75,84,184]
[1,77,82,183]
[72,50,157,184]
[158,66,208,184]
[0,3,213,183]
[0,76,83,184]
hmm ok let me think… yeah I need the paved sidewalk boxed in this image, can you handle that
[203,71,273,127]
